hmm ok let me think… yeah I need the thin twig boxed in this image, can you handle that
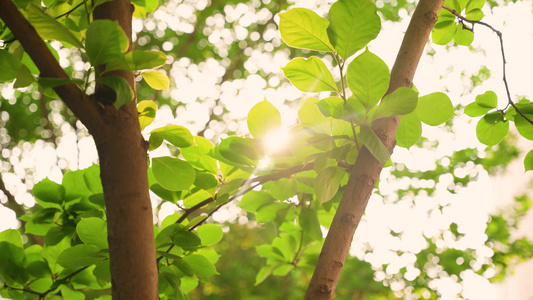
[442,4,533,125]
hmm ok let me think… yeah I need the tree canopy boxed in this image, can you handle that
[0,0,532,299]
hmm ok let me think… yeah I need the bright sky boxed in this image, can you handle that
[1,0,533,299]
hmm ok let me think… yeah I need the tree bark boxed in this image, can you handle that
[0,1,158,298]
[304,0,444,299]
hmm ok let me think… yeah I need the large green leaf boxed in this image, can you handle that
[172,231,201,251]
[314,166,345,204]
[181,136,217,174]
[475,91,498,108]
[396,112,422,148]
[247,99,282,139]
[152,157,196,191]
[316,96,344,119]
[105,50,167,72]
[0,50,22,82]
[282,57,338,93]
[86,20,129,65]
[33,178,65,205]
[515,114,533,140]
[183,254,218,277]
[298,97,332,134]
[359,126,390,162]
[374,87,418,119]
[137,100,158,131]
[327,0,381,60]
[299,207,323,240]
[432,20,457,45]
[57,244,104,268]
[476,112,508,146]
[415,92,455,125]
[77,218,108,250]
[197,224,223,246]
[149,125,194,150]
[238,191,276,213]
[278,8,334,52]
[26,3,83,48]
[97,76,133,109]
[0,242,27,285]
[347,49,390,108]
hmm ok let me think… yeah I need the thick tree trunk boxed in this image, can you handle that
[304,0,445,299]
[0,0,158,298]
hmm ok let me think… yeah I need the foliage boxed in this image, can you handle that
[0,0,532,299]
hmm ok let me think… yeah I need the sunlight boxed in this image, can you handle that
[262,127,290,155]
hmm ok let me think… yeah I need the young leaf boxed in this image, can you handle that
[464,102,491,117]
[152,157,196,191]
[282,57,338,93]
[238,191,276,213]
[327,0,381,60]
[26,4,84,49]
[13,64,35,88]
[515,114,533,140]
[475,90,498,108]
[105,50,167,72]
[77,218,108,250]
[298,97,332,134]
[197,224,223,246]
[396,112,422,148]
[316,97,344,118]
[149,125,194,149]
[415,92,455,125]
[454,26,474,46]
[278,8,334,52]
[524,149,533,172]
[142,70,170,90]
[432,20,457,45]
[97,76,133,109]
[181,136,217,174]
[314,166,345,205]
[137,100,158,131]
[374,87,418,119]
[255,265,276,286]
[359,126,390,162]
[347,49,390,108]
[476,112,508,146]
[86,20,129,65]
[183,254,218,277]
[247,99,282,139]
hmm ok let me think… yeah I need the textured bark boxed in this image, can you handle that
[0,1,158,298]
[304,1,444,299]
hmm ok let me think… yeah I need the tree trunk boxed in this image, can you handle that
[0,0,158,298]
[304,0,445,299]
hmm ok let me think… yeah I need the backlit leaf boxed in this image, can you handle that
[77,218,108,249]
[374,87,418,119]
[137,100,158,131]
[247,99,282,139]
[26,4,84,49]
[86,20,128,65]
[152,157,196,191]
[396,112,422,148]
[415,92,455,125]
[314,166,345,204]
[143,70,170,90]
[57,244,103,268]
[347,49,390,108]
[278,8,334,52]
[97,76,133,109]
[359,126,390,162]
[476,112,508,146]
[282,57,337,93]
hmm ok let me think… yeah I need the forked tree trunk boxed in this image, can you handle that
[0,0,158,298]
[304,0,445,299]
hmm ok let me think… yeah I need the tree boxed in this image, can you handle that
[0,0,532,299]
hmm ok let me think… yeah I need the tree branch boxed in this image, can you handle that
[304,0,445,298]
[0,0,103,133]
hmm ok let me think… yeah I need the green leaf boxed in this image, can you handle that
[278,8,334,52]
[13,64,35,88]
[97,76,133,110]
[247,99,282,139]
[465,8,484,21]
[256,202,289,223]
[138,100,157,131]
[396,112,422,148]
[218,137,260,165]
[173,231,201,250]
[197,224,223,246]
[0,229,23,248]
[86,20,129,65]
[432,21,457,45]
[255,265,276,286]
[152,157,196,191]
[454,26,474,46]
[0,242,27,285]
[172,258,194,277]
[316,97,344,118]
[0,50,22,82]
[298,97,331,134]
[149,125,194,150]
[466,0,485,12]
[33,178,65,204]
[238,191,275,213]
[515,114,533,140]
[299,207,322,240]
[105,50,167,72]
[476,112,509,146]
[327,0,381,60]
[181,136,217,174]
[26,4,84,49]
[84,164,103,194]
[475,91,498,108]
[77,218,108,249]
[524,150,533,172]
[93,260,111,283]
[57,244,103,268]
[347,49,390,108]
[374,87,418,119]
[464,102,491,117]
[282,57,337,93]
[142,70,170,90]
[183,254,218,277]
[359,126,390,162]
[28,277,53,293]
[314,166,345,205]
[415,92,455,125]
